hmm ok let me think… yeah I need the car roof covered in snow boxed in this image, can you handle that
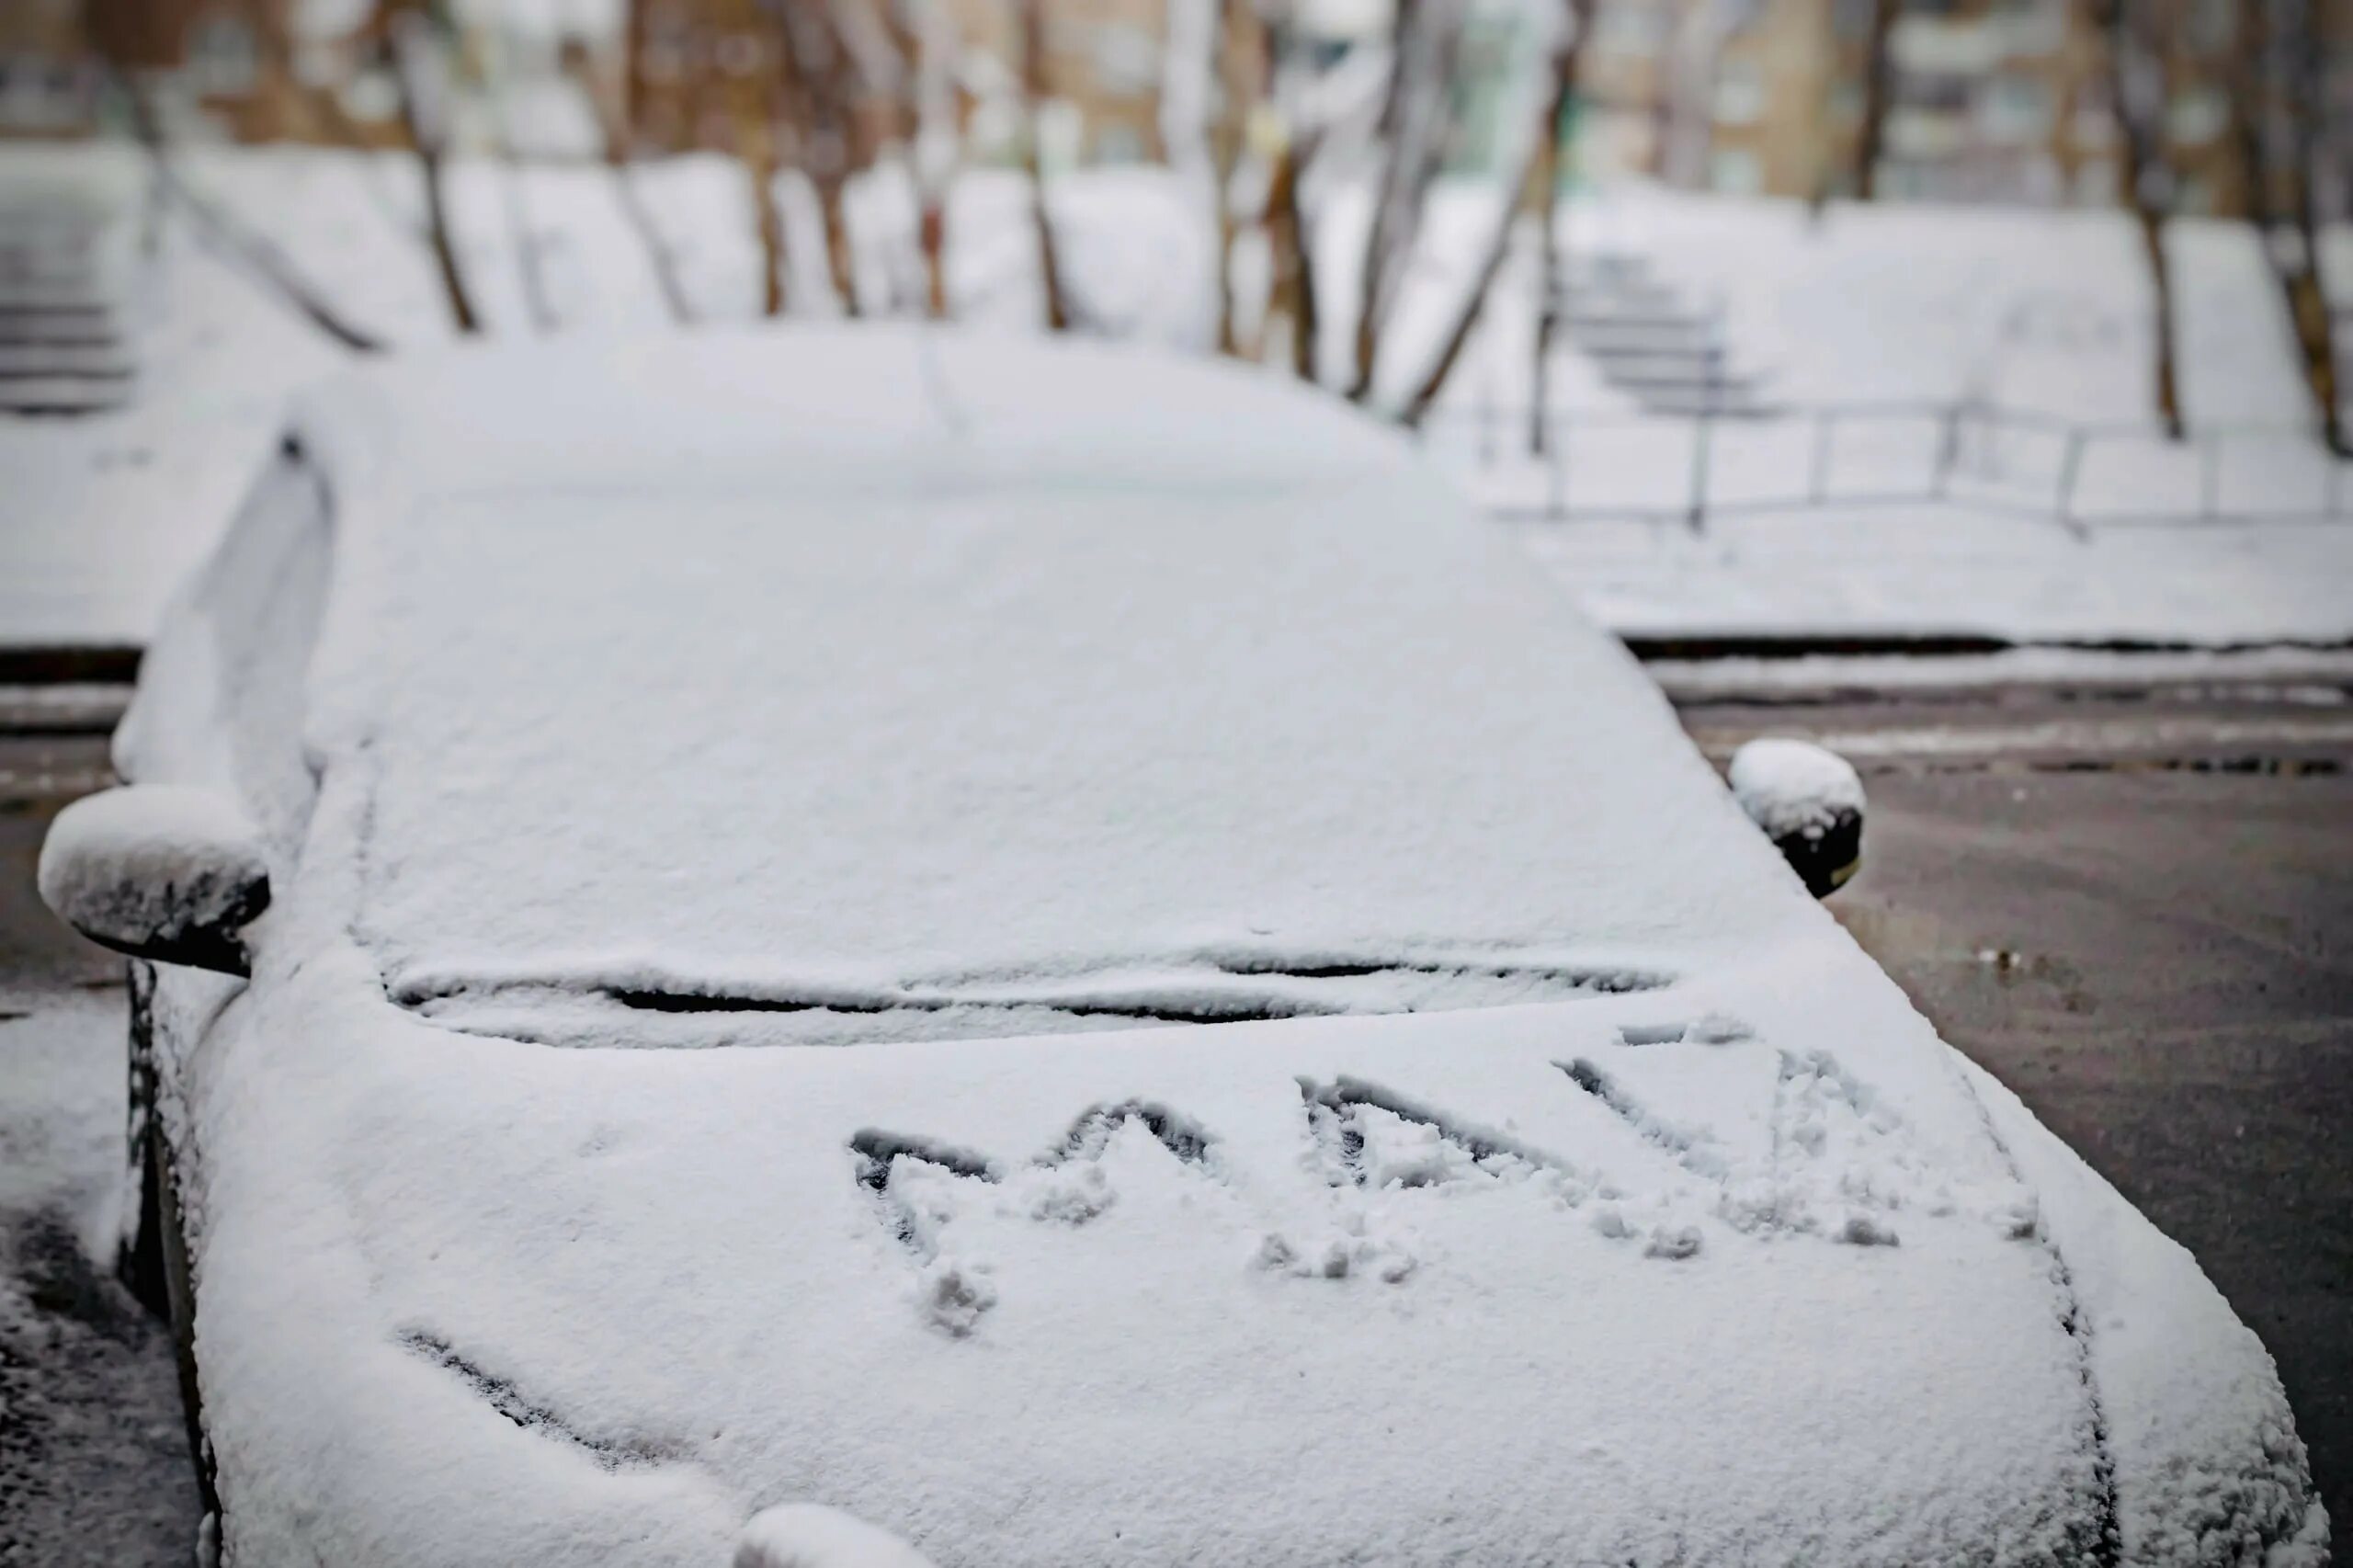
[288,327,1807,1043]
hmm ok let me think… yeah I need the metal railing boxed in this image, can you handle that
[1423,396,2353,538]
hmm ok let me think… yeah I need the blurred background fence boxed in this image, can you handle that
[1428,396,2353,534]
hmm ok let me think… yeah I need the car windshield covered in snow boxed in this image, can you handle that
[316,339,1783,1049]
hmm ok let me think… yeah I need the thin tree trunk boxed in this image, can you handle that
[1265,132,1320,379]
[1400,111,1548,430]
[389,12,480,335]
[2100,0,2184,439]
[769,0,859,315]
[723,68,788,317]
[1529,0,1589,454]
[750,138,789,318]
[566,41,694,324]
[2131,206,2184,436]
[1853,0,1899,201]
[1399,204,1524,427]
[913,0,953,318]
[2279,0,2344,453]
[1209,0,1256,355]
[1021,0,1071,330]
[1350,0,1417,395]
[1348,0,1461,401]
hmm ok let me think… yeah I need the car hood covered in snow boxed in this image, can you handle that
[127,330,2324,1566]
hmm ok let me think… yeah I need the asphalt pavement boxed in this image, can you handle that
[0,673,2347,1555]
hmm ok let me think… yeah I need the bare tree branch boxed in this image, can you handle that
[1529,0,1592,454]
[388,8,481,335]
[113,67,387,354]
[569,32,695,325]
[1348,0,1462,400]
[2274,0,2343,452]
[1020,0,1071,331]
[1852,0,1900,201]
[2097,0,2185,439]
[1209,0,1260,354]
[1398,101,1547,430]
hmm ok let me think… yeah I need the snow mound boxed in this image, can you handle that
[36,786,270,968]
[1727,738,1865,845]
[734,1505,937,1568]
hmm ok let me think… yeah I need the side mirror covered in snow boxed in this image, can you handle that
[1728,739,1865,900]
[38,785,272,978]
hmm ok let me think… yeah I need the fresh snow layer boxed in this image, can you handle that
[1727,737,1865,845]
[734,1506,938,1568]
[107,327,2325,1566]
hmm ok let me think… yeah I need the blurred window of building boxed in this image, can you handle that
[189,14,259,97]
[2185,0,2235,53]
[1895,12,2002,74]
[968,96,1023,164]
[1982,72,2052,142]
[1712,57,1766,126]
[1095,121,1146,162]
[2166,85,2227,148]
[1091,21,1160,98]
[1711,146,1763,194]
[1992,0,2067,57]
[1888,103,1966,158]
[1039,96,1084,171]
[341,67,400,124]
[2073,155,2119,204]
[1897,69,1971,113]
[2018,151,2062,204]
[1597,4,1671,59]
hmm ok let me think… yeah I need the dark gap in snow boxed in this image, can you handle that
[1042,996,1321,1026]
[404,957,1677,1047]
[1299,1076,1580,1191]
[1050,1100,1215,1167]
[607,987,1306,1025]
[848,1129,997,1193]
[1616,1021,1688,1046]
[850,1107,1222,1263]
[1209,955,1665,992]
[2052,1262,2126,1568]
[608,987,923,1017]
[1558,1059,1724,1181]
[394,1330,677,1471]
[847,1130,999,1255]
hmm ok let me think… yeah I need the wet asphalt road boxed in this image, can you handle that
[0,678,2347,1554]
[1678,673,2353,1526]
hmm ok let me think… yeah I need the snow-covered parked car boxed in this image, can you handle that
[41,329,2326,1567]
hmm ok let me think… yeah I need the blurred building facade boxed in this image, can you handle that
[1575,0,2351,216]
[5,0,2348,219]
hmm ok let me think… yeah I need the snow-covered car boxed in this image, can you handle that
[41,329,2326,1567]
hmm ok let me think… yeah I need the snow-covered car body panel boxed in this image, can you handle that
[117,329,2325,1567]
